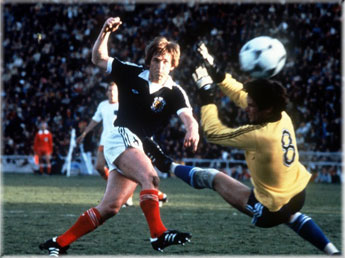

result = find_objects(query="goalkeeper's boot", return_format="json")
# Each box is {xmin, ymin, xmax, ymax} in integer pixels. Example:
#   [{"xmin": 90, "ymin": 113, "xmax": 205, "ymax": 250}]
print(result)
[
  {"xmin": 151, "ymin": 229, "xmax": 192, "ymax": 252},
  {"xmin": 39, "ymin": 237, "xmax": 69, "ymax": 256},
  {"xmin": 158, "ymin": 190, "xmax": 168, "ymax": 207},
  {"xmin": 143, "ymin": 137, "xmax": 173, "ymax": 173}
]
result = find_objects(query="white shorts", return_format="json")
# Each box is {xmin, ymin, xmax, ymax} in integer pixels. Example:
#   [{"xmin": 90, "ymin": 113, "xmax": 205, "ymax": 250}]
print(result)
[{"xmin": 104, "ymin": 126, "xmax": 143, "ymax": 173}]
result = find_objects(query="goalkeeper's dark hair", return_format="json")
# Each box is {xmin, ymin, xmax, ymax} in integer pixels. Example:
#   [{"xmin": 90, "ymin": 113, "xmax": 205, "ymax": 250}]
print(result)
[{"xmin": 244, "ymin": 79, "xmax": 288, "ymax": 115}]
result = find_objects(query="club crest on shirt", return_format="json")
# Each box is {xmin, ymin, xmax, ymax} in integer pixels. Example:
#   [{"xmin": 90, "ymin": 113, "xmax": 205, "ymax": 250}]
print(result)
[{"xmin": 151, "ymin": 97, "xmax": 166, "ymax": 113}]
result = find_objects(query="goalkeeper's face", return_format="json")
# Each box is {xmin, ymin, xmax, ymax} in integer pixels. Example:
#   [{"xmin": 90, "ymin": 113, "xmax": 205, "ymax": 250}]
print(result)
[
  {"xmin": 246, "ymin": 96, "xmax": 272, "ymax": 124},
  {"xmin": 149, "ymin": 52, "xmax": 174, "ymax": 85}
]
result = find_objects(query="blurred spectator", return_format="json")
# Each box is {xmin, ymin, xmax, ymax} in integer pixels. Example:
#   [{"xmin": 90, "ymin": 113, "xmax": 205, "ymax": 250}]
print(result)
[
  {"xmin": 314, "ymin": 167, "xmax": 332, "ymax": 184},
  {"xmin": 33, "ymin": 122, "xmax": 53, "ymax": 174}
]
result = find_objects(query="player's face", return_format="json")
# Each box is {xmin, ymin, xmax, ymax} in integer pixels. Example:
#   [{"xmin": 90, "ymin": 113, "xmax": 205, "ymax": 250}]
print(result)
[
  {"xmin": 149, "ymin": 52, "xmax": 173, "ymax": 84},
  {"xmin": 246, "ymin": 96, "xmax": 266, "ymax": 123},
  {"xmin": 107, "ymin": 84, "xmax": 118, "ymax": 103}
]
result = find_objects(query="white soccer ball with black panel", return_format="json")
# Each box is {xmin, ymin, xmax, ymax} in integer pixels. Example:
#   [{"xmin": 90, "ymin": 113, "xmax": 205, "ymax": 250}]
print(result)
[{"xmin": 239, "ymin": 36, "xmax": 286, "ymax": 78}]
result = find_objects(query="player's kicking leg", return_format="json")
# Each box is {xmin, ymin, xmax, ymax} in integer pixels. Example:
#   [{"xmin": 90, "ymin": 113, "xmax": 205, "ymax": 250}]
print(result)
[{"xmin": 39, "ymin": 170, "xmax": 137, "ymax": 256}]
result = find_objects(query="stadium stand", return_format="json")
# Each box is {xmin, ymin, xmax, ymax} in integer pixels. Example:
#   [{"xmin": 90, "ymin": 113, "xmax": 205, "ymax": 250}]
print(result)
[{"xmin": 2, "ymin": 3, "xmax": 342, "ymax": 180}]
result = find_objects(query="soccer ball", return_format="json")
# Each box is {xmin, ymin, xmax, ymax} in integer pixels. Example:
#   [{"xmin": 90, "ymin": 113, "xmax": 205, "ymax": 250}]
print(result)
[{"xmin": 239, "ymin": 36, "xmax": 286, "ymax": 78}]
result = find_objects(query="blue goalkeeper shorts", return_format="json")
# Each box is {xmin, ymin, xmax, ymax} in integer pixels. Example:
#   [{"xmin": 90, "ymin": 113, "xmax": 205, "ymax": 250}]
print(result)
[{"xmin": 245, "ymin": 189, "xmax": 306, "ymax": 228}]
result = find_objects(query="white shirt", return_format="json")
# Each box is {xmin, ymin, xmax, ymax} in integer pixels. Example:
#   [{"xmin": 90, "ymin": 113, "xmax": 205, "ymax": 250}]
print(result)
[{"xmin": 92, "ymin": 100, "xmax": 119, "ymax": 145}]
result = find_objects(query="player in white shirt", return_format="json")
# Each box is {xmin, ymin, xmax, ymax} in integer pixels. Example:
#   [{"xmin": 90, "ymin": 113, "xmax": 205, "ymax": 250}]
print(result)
[{"xmin": 77, "ymin": 81, "xmax": 118, "ymax": 180}]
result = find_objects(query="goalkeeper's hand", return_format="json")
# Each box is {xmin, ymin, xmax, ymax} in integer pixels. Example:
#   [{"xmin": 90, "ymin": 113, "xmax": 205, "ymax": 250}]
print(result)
[
  {"xmin": 192, "ymin": 65, "xmax": 216, "ymax": 105},
  {"xmin": 196, "ymin": 42, "xmax": 225, "ymax": 83}
]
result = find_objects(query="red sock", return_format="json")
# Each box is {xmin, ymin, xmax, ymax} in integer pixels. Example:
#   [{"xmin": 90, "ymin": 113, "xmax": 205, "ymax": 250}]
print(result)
[
  {"xmin": 140, "ymin": 189, "xmax": 167, "ymax": 238},
  {"xmin": 39, "ymin": 165, "xmax": 44, "ymax": 174},
  {"xmin": 47, "ymin": 165, "xmax": 51, "ymax": 174},
  {"xmin": 56, "ymin": 208, "xmax": 102, "ymax": 247}
]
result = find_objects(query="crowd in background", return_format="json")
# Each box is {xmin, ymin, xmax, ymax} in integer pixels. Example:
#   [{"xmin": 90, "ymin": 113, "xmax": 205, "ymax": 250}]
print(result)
[{"xmin": 2, "ymin": 3, "xmax": 341, "ymax": 179}]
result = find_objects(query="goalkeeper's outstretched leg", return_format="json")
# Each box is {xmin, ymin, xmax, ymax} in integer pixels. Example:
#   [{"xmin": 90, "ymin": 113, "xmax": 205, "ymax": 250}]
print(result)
[
  {"xmin": 171, "ymin": 162, "xmax": 340, "ymax": 255},
  {"xmin": 170, "ymin": 163, "xmax": 252, "ymax": 215},
  {"xmin": 143, "ymin": 136, "xmax": 340, "ymax": 255}
]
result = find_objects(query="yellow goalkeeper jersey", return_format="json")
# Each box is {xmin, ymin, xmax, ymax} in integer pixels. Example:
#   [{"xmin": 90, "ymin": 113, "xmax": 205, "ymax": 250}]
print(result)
[{"xmin": 201, "ymin": 73, "xmax": 311, "ymax": 212}]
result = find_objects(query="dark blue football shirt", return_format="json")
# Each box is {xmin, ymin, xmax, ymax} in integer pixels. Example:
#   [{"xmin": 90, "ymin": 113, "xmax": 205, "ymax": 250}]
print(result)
[{"xmin": 107, "ymin": 57, "xmax": 192, "ymax": 138}]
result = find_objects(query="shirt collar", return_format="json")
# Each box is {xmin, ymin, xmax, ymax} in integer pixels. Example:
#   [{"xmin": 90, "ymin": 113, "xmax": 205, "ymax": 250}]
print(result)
[{"xmin": 138, "ymin": 70, "xmax": 174, "ymax": 94}]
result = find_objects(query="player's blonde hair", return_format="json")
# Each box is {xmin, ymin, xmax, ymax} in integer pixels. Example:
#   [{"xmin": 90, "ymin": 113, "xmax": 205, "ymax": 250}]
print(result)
[{"xmin": 145, "ymin": 36, "xmax": 180, "ymax": 68}]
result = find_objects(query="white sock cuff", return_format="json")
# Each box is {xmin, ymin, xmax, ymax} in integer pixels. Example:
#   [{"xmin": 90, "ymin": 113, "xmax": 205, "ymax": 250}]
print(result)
[
  {"xmin": 324, "ymin": 242, "xmax": 339, "ymax": 254},
  {"xmin": 170, "ymin": 162, "xmax": 179, "ymax": 174},
  {"xmin": 289, "ymin": 212, "xmax": 302, "ymax": 224}
]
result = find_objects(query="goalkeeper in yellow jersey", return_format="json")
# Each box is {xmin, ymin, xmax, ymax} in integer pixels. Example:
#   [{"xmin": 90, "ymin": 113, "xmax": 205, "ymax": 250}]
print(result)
[{"xmin": 143, "ymin": 42, "xmax": 340, "ymax": 255}]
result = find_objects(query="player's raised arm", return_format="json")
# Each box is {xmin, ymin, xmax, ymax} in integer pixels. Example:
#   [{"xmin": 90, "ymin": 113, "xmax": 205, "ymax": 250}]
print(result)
[{"xmin": 92, "ymin": 17, "xmax": 122, "ymax": 70}]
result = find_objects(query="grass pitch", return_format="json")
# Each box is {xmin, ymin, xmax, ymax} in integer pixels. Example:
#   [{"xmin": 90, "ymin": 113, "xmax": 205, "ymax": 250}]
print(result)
[{"xmin": 2, "ymin": 173, "xmax": 342, "ymax": 256}]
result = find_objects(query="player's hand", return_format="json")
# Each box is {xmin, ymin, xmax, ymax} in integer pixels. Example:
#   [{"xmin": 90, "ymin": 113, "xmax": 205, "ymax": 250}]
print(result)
[
  {"xmin": 192, "ymin": 65, "xmax": 213, "ymax": 89},
  {"xmin": 183, "ymin": 121, "xmax": 200, "ymax": 152},
  {"xmin": 103, "ymin": 17, "xmax": 122, "ymax": 33},
  {"xmin": 197, "ymin": 42, "xmax": 214, "ymax": 66},
  {"xmin": 192, "ymin": 65, "xmax": 216, "ymax": 105},
  {"xmin": 195, "ymin": 41, "xmax": 225, "ymax": 83},
  {"xmin": 183, "ymin": 127, "xmax": 199, "ymax": 153},
  {"xmin": 76, "ymin": 134, "xmax": 85, "ymax": 144}
]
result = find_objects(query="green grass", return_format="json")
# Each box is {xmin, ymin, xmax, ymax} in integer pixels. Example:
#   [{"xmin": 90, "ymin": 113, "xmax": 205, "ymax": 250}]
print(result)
[{"xmin": 1, "ymin": 173, "xmax": 342, "ymax": 256}]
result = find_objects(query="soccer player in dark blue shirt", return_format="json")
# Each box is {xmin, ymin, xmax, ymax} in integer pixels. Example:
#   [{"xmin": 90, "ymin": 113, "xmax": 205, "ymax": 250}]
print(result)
[{"xmin": 39, "ymin": 17, "xmax": 199, "ymax": 255}]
